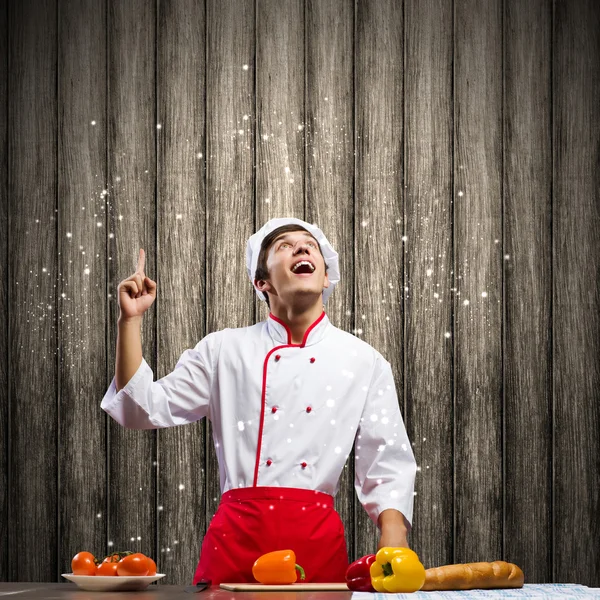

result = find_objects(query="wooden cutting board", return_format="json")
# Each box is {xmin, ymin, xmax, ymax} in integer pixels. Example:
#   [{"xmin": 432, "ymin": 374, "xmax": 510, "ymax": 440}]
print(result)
[{"xmin": 220, "ymin": 582, "xmax": 350, "ymax": 591}]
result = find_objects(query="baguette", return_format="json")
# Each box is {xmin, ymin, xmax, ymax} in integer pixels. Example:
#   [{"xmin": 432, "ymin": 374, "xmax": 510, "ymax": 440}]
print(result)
[{"xmin": 421, "ymin": 561, "xmax": 524, "ymax": 591}]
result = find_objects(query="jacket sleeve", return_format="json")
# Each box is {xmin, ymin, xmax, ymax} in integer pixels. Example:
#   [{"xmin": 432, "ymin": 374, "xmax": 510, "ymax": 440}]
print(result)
[
  {"xmin": 100, "ymin": 331, "xmax": 220, "ymax": 429},
  {"xmin": 354, "ymin": 354, "xmax": 417, "ymax": 530}
]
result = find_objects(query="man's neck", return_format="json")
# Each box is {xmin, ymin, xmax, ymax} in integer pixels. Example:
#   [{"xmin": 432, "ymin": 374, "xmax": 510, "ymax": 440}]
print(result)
[{"xmin": 269, "ymin": 301, "xmax": 325, "ymax": 345}]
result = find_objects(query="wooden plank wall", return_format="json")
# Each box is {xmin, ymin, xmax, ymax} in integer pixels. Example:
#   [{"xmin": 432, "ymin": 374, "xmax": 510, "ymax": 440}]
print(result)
[{"xmin": 0, "ymin": 0, "xmax": 599, "ymax": 588}]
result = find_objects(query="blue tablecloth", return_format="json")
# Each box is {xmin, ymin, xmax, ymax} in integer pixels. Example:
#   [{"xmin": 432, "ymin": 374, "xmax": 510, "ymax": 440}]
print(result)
[{"xmin": 351, "ymin": 584, "xmax": 600, "ymax": 599}]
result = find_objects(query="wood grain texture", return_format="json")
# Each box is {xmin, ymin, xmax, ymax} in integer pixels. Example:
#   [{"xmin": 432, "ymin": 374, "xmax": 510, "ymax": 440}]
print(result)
[
  {"xmin": 106, "ymin": 0, "xmax": 157, "ymax": 561},
  {"xmin": 553, "ymin": 0, "xmax": 600, "ymax": 584},
  {"xmin": 156, "ymin": 0, "xmax": 207, "ymax": 583},
  {"xmin": 8, "ymin": 0, "xmax": 58, "ymax": 581},
  {"xmin": 454, "ymin": 0, "xmax": 503, "ymax": 562},
  {"xmin": 0, "ymin": 0, "xmax": 599, "ymax": 588},
  {"xmin": 255, "ymin": 0, "xmax": 304, "ymax": 234},
  {"xmin": 0, "ymin": 0, "xmax": 8, "ymax": 582},
  {"xmin": 354, "ymin": 0, "xmax": 404, "ymax": 560},
  {"xmin": 205, "ymin": 0, "xmax": 256, "ymax": 526},
  {"xmin": 306, "ymin": 0, "xmax": 355, "ymax": 560},
  {"xmin": 57, "ymin": 0, "xmax": 108, "ymax": 579},
  {"xmin": 404, "ymin": 0, "xmax": 454, "ymax": 570},
  {"xmin": 503, "ymin": 0, "xmax": 552, "ymax": 583}
]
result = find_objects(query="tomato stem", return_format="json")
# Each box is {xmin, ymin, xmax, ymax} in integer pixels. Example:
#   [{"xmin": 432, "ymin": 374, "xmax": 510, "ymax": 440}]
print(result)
[{"xmin": 94, "ymin": 550, "xmax": 134, "ymax": 566}]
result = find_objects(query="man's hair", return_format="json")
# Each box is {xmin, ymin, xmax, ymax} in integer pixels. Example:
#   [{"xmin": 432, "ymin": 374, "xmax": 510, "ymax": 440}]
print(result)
[{"xmin": 254, "ymin": 224, "xmax": 330, "ymax": 309}]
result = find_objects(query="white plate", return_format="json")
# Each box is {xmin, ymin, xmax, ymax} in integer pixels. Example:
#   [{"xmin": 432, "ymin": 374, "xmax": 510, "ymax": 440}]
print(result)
[{"xmin": 61, "ymin": 573, "xmax": 165, "ymax": 591}]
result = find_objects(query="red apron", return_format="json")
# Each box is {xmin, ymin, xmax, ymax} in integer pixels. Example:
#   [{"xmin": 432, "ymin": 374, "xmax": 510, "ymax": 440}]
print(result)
[{"xmin": 192, "ymin": 486, "xmax": 349, "ymax": 585}]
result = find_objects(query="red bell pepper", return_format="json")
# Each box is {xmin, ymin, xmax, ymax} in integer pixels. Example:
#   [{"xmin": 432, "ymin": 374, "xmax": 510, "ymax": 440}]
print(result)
[{"xmin": 345, "ymin": 554, "xmax": 377, "ymax": 592}]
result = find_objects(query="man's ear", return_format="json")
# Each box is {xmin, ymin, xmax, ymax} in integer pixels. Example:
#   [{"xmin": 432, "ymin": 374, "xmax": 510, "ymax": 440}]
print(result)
[
  {"xmin": 255, "ymin": 279, "xmax": 272, "ymax": 293},
  {"xmin": 322, "ymin": 271, "xmax": 330, "ymax": 289}
]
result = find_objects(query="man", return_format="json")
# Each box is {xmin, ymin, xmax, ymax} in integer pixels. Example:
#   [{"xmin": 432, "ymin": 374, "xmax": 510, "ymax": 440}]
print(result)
[{"xmin": 101, "ymin": 216, "xmax": 417, "ymax": 585}]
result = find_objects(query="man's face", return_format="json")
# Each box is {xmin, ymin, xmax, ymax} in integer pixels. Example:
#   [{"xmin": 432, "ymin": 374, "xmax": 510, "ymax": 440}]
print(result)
[{"xmin": 257, "ymin": 230, "xmax": 330, "ymax": 306}]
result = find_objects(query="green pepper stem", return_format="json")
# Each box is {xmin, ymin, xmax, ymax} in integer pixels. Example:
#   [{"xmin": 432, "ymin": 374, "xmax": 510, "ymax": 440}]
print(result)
[
  {"xmin": 382, "ymin": 562, "xmax": 394, "ymax": 577},
  {"xmin": 295, "ymin": 564, "xmax": 306, "ymax": 581}
]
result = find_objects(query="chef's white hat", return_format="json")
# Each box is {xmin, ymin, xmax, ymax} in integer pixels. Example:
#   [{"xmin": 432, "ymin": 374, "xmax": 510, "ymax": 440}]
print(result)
[{"xmin": 246, "ymin": 217, "xmax": 340, "ymax": 304}]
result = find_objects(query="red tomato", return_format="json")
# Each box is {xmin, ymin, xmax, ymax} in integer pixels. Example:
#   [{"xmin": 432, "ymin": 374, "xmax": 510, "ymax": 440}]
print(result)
[
  {"xmin": 146, "ymin": 556, "xmax": 156, "ymax": 575},
  {"xmin": 146, "ymin": 556, "xmax": 157, "ymax": 576},
  {"xmin": 117, "ymin": 553, "xmax": 149, "ymax": 576},
  {"xmin": 96, "ymin": 561, "xmax": 119, "ymax": 576},
  {"xmin": 72, "ymin": 551, "xmax": 97, "ymax": 576}
]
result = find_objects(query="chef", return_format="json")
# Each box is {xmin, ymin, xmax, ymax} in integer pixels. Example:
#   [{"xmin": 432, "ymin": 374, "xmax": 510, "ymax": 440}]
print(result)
[{"xmin": 101, "ymin": 216, "xmax": 417, "ymax": 585}]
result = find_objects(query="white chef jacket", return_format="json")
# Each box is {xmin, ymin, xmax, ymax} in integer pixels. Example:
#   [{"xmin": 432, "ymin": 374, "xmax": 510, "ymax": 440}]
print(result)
[{"xmin": 101, "ymin": 310, "xmax": 417, "ymax": 529}]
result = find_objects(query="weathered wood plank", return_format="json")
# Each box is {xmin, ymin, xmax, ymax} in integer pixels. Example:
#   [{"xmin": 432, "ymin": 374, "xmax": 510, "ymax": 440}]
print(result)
[
  {"xmin": 354, "ymin": 0, "xmax": 405, "ymax": 560},
  {"xmin": 8, "ymin": 0, "xmax": 58, "ymax": 581},
  {"xmin": 106, "ymin": 0, "xmax": 157, "ymax": 561},
  {"xmin": 503, "ymin": 0, "xmax": 552, "ymax": 583},
  {"xmin": 454, "ymin": 0, "xmax": 503, "ymax": 562},
  {"xmin": 156, "ymin": 0, "xmax": 207, "ymax": 584},
  {"xmin": 255, "ymin": 0, "xmax": 304, "ymax": 256},
  {"xmin": 553, "ymin": 0, "xmax": 600, "ymax": 587},
  {"xmin": 58, "ymin": 0, "xmax": 108, "ymax": 578},
  {"xmin": 306, "ymin": 0, "xmax": 355, "ymax": 560},
  {"xmin": 404, "ymin": 0, "xmax": 454, "ymax": 569},
  {"xmin": 205, "ymin": 0, "xmax": 255, "ymax": 525},
  {"xmin": 0, "ymin": 0, "xmax": 8, "ymax": 582}
]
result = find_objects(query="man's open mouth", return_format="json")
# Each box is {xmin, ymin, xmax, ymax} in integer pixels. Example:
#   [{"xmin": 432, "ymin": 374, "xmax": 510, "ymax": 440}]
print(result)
[{"xmin": 291, "ymin": 260, "xmax": 315, "ymax": 276}]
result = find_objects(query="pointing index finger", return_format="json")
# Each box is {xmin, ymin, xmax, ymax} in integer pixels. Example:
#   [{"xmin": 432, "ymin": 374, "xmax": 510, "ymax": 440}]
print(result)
[{"xmin": 137, "ymin": 248, "xmax": 145, "ymax": 274}]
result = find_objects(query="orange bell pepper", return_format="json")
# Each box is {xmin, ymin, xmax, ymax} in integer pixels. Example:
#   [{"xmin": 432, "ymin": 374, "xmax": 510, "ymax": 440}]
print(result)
[{"xmin": 252, "ymin": 549, "xmax": 306, "ymax": 584}]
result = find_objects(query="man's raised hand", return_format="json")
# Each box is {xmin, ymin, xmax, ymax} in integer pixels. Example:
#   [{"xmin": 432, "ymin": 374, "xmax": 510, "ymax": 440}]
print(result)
[{"xmin": 117, "ymin": 248, "xmax": 157, "ymax": 321}]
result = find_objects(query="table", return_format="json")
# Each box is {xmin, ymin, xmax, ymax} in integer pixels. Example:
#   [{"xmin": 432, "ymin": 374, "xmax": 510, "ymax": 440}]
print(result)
[{"xmin": 0, "ymin": 583, "xmax": 353, "ymax": 599}]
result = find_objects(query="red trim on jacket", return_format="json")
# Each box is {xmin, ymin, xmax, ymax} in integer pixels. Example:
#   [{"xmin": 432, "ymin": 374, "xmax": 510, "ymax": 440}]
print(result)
[
  {"xmin": 252, "ymin": 310, "xmax": 326, "ymax": 487},
  {"xmin": 268, "ymin": 310, "xmax": 325, "ymax": 347}
]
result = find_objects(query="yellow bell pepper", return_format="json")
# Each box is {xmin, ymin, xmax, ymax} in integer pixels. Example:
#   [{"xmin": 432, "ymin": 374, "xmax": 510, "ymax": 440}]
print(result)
[{"xmin": 370, "ymin": 547, "xmax": 426, "ymax": 593}]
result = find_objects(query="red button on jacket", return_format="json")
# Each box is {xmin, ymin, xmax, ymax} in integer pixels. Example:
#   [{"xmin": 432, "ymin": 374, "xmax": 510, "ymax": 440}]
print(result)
[{"xmin": 266, "ymin": 459, "xmax": 273, "ymax": 466}]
